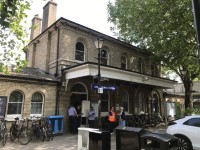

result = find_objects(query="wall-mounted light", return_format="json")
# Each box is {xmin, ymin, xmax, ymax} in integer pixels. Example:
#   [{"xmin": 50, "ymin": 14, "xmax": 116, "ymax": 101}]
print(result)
[{"xmin": 142, "ymin": 76, "xmax": 149, "ymax": 81}]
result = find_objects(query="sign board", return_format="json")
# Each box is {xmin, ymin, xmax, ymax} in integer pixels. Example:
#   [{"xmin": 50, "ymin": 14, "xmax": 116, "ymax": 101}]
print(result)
[
  {"xmin": 91, "ymin": 84, "xmax": 117, "ymax": 91},
  {"xmin": 0, "ymin": 96, "xmax": 7, "ymax": 118},
  {"xmin": 81, "ymin": 100, "xmax": 90, "ymax": 117},
  {"xmin": 98, "ymin": 87, "xmax": 103, "ymax": 93}
]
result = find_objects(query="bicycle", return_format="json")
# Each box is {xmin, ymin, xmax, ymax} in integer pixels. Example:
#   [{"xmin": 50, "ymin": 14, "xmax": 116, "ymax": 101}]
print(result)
[
  {"xmin": 0, "ymin": 117, "xmax": 8, "ymax": 146},
  {"xmin": 41, "ymin": 117, "xmax": 53, "ymax": 141},
  {"xmin": 27, "ymin": 117, "xmax": 44, "ymax": 142},
  {"xmin": 10, "ymin": 117, "xmax": 31, "ymax": 145}
]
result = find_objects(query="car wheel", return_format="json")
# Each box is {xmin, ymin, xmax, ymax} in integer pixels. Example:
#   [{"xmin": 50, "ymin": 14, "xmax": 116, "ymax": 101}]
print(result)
[{"xmin": 176, "ymin": 135, "xmax": 193, "ymax": 150}]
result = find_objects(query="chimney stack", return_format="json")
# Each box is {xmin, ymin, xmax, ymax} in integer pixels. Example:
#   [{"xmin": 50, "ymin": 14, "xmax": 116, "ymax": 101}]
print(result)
[
  {"xmin": 42, "ymin": 0, "xmax": 57, "ymax": 32},
  {"xmin": 30, "ymin": 14, "xmax": 42, "ymax": 40}
]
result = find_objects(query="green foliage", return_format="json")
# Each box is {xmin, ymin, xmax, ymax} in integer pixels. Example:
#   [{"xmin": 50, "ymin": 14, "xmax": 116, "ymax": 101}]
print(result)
[
  {"xmin": 108, "ymin": 0, "xmax": 200, "ymax": 109},
  {"xmin": 185, "ymin": 108, "xmax": 200, "ymax": 115},
  {"xmin": 0, "ymin": 0, "xmax": 31, "ymax": 73}
]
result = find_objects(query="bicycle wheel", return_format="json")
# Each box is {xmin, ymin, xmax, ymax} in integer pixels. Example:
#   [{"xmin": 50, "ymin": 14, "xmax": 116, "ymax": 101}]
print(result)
[
  {"xmin": 38, "ymin": 128, "xmax": 45, "ymax": 142},
  {"xmin": 46, "ymin": 128, "xmax": 53, "ymax": 141},
  {"xmin": 1, "ymin": 129, "xmax": 7, "ymax": 146},
  {"xmin": 19, "ymin": 127, "xmax": 31, "ymax": 145},
  {"xmin": 10, "ymin": 125, "xmax": 17, "ymax": 141}
]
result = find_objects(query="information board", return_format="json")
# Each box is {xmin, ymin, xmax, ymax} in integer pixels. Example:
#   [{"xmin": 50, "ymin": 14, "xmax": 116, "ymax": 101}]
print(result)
[
  {"xmin": 81, "ymin": 100, "xmax": 90, "ymax": 117},
  {"xmin": 0, "ymin": 96, "xmax": 7, "ymax": 118}
]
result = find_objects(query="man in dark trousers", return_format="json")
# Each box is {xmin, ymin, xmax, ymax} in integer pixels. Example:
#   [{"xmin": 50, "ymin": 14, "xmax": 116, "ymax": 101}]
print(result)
[{"xmin": 68, "ymin": 105, "xmax": 78, "ymax": 134}]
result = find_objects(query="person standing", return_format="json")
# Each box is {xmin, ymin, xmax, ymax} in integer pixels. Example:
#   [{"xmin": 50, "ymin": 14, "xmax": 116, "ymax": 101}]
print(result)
[
  {"xmin": 68, "ymin": 105, "xmax": 78, "ymax": 134},
  {"xmin": 88, "ymin": 106, "xmax": 95, "ymax": 128},
  {"xmin": 119, "ymin": 107, "xmax": 126, "ymax": 127},
  {"xmin": 108, "ymin": 106, "xmax": 116, "ymax": 134},
  {"xmin": 76, "ymin": 105, "xmax": 82, "ymax": 130}
]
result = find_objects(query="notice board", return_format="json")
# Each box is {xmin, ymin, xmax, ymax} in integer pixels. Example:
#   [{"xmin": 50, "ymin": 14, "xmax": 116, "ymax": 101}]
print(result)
[
  {"xmin": 0, "ymin": 96, "xmax": 7, "ymax": 118},
  {"xmin": 81, "ymin": 100, "xmax": 90, "ymax": 117}
]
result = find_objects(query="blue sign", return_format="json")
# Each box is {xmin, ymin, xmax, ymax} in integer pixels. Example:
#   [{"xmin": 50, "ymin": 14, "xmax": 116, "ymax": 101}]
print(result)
[{"xmin": 91, "ymin": 84, "xmax": 117, "ymax": 91}]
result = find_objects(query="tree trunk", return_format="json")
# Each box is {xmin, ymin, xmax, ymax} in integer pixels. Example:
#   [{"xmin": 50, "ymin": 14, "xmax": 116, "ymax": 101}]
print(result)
[{"xmin": 184, "ymin": 79, "xmax": 193, "ymax": 111}]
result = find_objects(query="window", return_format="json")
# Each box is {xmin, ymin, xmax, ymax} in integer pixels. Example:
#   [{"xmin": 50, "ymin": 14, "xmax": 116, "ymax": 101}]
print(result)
[
  {"xmin": 151, "ymin": 64, "xmax": 155, "ymax": 76},
  {"xmin": 122, "ymin": 90, "xmax": 129, "ymax": 112},
  {"xmin": 138, "ymin": 92, "xmax": 145, "ymax": 113},
  {"xmin": 184, "ymin": 118, "xmax": 200, "ymax": 127},
  {"xmin": 8, "ymin": 91, "xmax": 23, "ymax": 116},
  {"xmin": 137, "ymin": 58, "xmax": 143, "ymax": 73},
  {"xmin": 101, "ymin": 49, "xmax": 107, "ymax": 65},
  {"xmin": 75, "ymin": 42, "xmax": 84, "ymax": 61},
  {"xmin": 31, "ymin": 92, "xmax": 43, "ymax": 117},
  {"xmin": 101, "ymin": 91, "xmax": 109, "ymax": 112},
  {"xmin": 71, "ymin": 84, "xmax": 86, "ymax": 92},
  {"xmin": 121, "ymin": 56, "xmax": 127, "ymax": 69}
]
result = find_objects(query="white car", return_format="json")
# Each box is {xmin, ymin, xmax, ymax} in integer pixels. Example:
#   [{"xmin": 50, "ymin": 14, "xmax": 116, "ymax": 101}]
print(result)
[{"xmin": 166, "ymin": 115, "xmax": 200, "ymax": 150}]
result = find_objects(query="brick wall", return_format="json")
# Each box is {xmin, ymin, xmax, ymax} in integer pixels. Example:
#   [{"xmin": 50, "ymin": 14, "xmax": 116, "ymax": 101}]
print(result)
[{"xmin": 0, "ymin": 79, "xmax": 57, "ymax": 119}]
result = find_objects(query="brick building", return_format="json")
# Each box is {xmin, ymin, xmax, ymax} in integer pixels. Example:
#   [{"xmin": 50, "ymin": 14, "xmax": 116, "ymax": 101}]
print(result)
[{"xmin": 0, "ymin": 0, "xmax": 176, "ymax": 132}]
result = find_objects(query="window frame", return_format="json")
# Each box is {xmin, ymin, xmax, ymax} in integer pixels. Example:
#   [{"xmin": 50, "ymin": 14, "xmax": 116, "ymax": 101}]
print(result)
[
  {"xmin": 151, "ymin": 64, "xmax": 155, "ymax": 76},
  {"xmin": 30, "ymin": 92, "xmax": 44, "ymax": 117},
  {"xmin": 121, "ymin": 55, "xmax": 127, "ymax": 69},
  {"xmin": 121, "ymin": 90, "xmax": 129, "ymax": 113},
  {"xmin": 100, "ymin": 49, "xmax": 108, "ymax": 65},
  {"xmin": 7, "ymin": 90, "xmax": 24, "ymax": 119},
  {"xmin": 183, "ymin": 118, "xmax": 200, "ymax": 127},
  {"xmin": 75, "ymin": 42, "xmax": 85, "ymax": 62},
  {"xmin": 138, "ymin": 58, "xmax": 143, "ymax": 73}
]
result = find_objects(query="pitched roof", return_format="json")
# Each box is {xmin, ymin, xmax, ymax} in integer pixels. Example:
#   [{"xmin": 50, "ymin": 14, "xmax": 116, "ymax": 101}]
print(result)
[{"xmin": 0, "ymin": 67, "xmax": 58, "ymax": 83}]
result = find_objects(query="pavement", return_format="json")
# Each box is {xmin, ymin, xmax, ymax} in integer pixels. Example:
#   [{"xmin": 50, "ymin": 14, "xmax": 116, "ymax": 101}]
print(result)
[
  {"xmin": 0, "ymin": 132, "xmax": 117, "ymax": 150},
  {"xmin": 0, "ymin": 124, "xmax": 166, "ymax": 150}
]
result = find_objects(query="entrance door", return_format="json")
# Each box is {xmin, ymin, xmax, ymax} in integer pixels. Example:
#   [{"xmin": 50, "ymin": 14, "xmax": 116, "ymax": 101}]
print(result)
[
  {"xmin": 152, "ymin": 93, "xmax": 160, "ymax": 113},
  {"xmin": 70, "ymin": 83, "xmax": 88, "ymax": 125},
  {"xmin": 70, "ymin": 94, "xmax": 87, "ymax": 107}
]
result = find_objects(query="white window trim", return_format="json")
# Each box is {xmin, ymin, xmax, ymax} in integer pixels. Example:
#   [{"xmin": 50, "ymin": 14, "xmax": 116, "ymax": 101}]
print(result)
[
  {"xmin": 6, "ymin": 114, "xmax": 23, "ymax": 121},
  {"xmin": 30, "ymin": 94, "xmax": 44, "ymax": 117}
]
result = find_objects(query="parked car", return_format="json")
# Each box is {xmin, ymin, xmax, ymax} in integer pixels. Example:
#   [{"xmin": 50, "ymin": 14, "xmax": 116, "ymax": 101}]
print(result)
[{"xmin": 166, "ymin": 115, "xmax": 200, "ymax": 150}]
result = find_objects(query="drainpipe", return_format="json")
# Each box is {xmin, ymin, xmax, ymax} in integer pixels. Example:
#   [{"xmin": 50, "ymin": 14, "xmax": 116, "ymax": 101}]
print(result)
[{"xmin": 54, "ymin": 25, "xmax": 60, "ymax": 115}]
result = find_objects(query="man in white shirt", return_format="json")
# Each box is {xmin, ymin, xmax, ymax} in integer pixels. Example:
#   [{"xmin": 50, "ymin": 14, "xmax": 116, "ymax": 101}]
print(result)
[{"xmin": 68, "ymin": 105, "xmax": 78, "ymax": 134}]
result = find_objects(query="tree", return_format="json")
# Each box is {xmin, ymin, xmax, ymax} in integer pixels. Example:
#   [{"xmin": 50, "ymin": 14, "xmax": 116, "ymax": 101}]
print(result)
[
  {"xmin": 0, "ymin": 0, "xmax": 31, "ymax": 73},
  {"xmin": 107, "ymin": 0, "xmax": 200, "ymax": 110}
]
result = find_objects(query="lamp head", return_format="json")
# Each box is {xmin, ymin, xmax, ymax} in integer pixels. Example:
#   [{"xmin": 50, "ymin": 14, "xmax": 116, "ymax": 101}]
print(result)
[{"xmin": 94, "ymin": 38, "xmax": 104, "ymax": 49}]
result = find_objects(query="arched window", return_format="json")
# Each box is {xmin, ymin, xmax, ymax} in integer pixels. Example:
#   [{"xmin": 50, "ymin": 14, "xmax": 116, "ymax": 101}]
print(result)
[
  {"xmin": 31, "ymin": 92, "xmax": 43, "ymax": 117},
  {"xmin": 101, "ymin": 90, "xmax": 109, "ymax": 112},
  {"xmin": 71, "ymin": 83, "xmax": 87, "ymax": 107},
  {"xmin": 8, "ymin": 91, "xmax": 23, "ymax": 116},
  {"xmin": 71, "ymin": 84, "xmax": 86, "ymax": 93},
  {"xmin": 138, "ymin": 92, "xmax": 145, "ymax": 113},
  {"xmin": 138, "ymin": 58, "xmax": 143, "ymax": 73},
  {"xmin": 122, "ymin": 90, "xmax": 129, "ymax": 112},
  {"xmin": 121, "ymin": 56, "xmax": 127, "ymax": 69},
  {"xmin": 101, "ymin": 49, "xmax": 108, "ymax": 65},
  {"xmin": 75, "ymin": 42, "xmax": 84, "ymax": 61},
  {"xmin": 151, "ymin": 64, "xmax": 155, "ymax": 76},
  {"xmin": 152, "ymin": 93, "xmax": 159, "ymax": 113}
]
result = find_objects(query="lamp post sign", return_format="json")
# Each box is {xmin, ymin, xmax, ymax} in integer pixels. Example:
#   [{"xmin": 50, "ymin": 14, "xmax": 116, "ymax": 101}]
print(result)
[{"xmin": 98, "ymin": 87, "xmax": 103, "ymax": 93}]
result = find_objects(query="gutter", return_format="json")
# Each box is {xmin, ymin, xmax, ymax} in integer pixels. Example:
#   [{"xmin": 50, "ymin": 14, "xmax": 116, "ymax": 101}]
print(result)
[{"xmin": 54, "ymin": 25, "xmax": 60, "ymax": 115}]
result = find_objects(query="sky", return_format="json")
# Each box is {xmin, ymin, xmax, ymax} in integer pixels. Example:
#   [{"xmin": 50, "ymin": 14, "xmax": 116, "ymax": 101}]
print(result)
[{"xmin": 26, "ymin": 0, "xmax": 116, "ymax": 37}]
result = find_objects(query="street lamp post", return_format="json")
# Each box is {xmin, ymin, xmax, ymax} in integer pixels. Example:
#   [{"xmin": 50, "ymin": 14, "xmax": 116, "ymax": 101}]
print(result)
[{"xmin": 94, "ymin": 38, "xmax": 104, "ymax": 128}]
